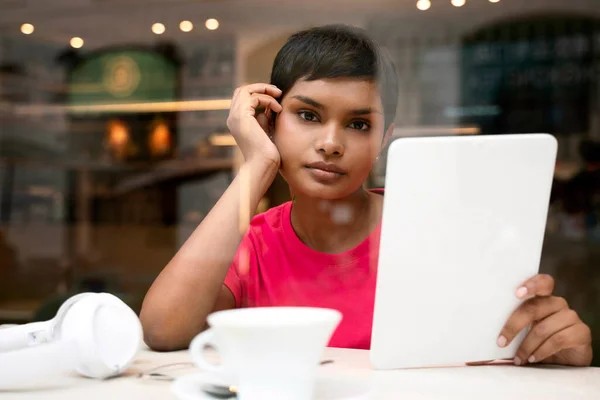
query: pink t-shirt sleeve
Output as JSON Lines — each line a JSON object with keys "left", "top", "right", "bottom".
{"left": 223, "top": 232, "right": 256, "bottom": 308}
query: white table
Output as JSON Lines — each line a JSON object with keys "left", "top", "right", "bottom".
{"left": 2, "top": 347, "right": 600, "bottom": 400}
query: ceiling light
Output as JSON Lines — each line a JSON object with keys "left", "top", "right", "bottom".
{"left": 416, "top": 0, "right": 431, "bottom": 11}
{"left": 70, "top": 37, "right": 84, "bottom": 49}
{"left": 451, "top": 0, "right": 466, "bottom": 6}
{"left": 152, "top": 23, "right": 166, "bottom": 35}
{"left": 179, "top": 20, "right": 194, "bottom": 32}
{"left": 20, "top": 23, "right": 34, "bottom": 35}
{"left": 205, "top": 18, "right": 219, "bottom": 31}
{"left": 489, "top": 0, "right": 500, "bottom": 2}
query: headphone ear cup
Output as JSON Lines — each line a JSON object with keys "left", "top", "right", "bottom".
{"left": 0, "top": 293, "right": 142, "bottom": 387}
{"left": 52, "top": 292, "right": 96, "bottom": 338}
{"left": 60, "top": 293, "right": 142, "bottom": 379}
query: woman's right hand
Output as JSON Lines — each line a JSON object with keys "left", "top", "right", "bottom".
{"left": 226, "top": 83, "right": 283, "bottom": 168}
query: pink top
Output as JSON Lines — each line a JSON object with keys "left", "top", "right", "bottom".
{"left": 224, "top": 190, "right": 383, "bottom": 350}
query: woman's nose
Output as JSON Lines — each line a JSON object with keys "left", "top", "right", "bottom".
{"left": 315, "top": 125, "right": 344, "bottom": 157}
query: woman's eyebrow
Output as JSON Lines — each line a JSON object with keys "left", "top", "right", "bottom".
{"left": 349, "top": 108, "right": 379, "bottom": 116}
{"left": 292, "top": 95, "right": 323, "bottom": 109}
{"left": 292, "top": 95, "right": 381, "bottom": 115}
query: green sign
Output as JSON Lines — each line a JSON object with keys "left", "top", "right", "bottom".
{"left": 68, "top": 50, "right": 177, "bottom": 106}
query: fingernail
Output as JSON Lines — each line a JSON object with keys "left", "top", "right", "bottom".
{"left": 516, "top": 286, "right": 528, "bottom": 298}
{"left": 497, "top": 335, "right": 507, "bottom": 347}
{"left": 528, "top": 355, "right": 536, "bottom": 363}
{"left": 514, "top": 356, "right": 522, "bottom": 366}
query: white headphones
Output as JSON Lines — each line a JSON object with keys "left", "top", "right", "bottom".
{"left": 0, "top": 292, "right": 142, "bottom": 387}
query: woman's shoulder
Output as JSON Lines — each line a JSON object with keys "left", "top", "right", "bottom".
{"left": 239, "top": 201, "right": 292, "bottom": 254}
{"left": 248, "top": 201, "right": 292, "bottom": 233}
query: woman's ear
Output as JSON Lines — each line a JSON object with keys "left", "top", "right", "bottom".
{"left": 256, "top": 112, "right": 270, "bottom": 134}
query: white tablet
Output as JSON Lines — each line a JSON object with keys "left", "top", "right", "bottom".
{"left": 371, "top": 133, "right": 557, "bottom": 369}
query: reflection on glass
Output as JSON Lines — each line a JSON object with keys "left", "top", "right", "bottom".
{"left": 106, "top": 119, "right": 131, "bottom": 160}
{"left": 0, "top": 0, "right": 597, "bottom": 366}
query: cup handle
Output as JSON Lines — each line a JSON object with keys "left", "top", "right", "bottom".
{"left": 189, "top": 329, "right": 226, "bottom": 373}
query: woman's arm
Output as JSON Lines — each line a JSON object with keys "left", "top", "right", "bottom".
{"left": 140, "top": 162, "right": 277, "bottom": 351}
{"left": 140, "top": 84, "right": 282, "bottom": 351}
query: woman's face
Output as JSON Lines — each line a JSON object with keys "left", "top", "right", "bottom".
{"left": 273, "top": 78, "right": 387, "bottom": 200}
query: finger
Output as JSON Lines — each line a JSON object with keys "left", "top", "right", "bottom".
{"left": 529, "top": 323, "right": 592, "bottom": 365}
{"left": 247, "top": 94, "right": 282, "bottom": 115}
{"left": 498, "top": 296, "right": 568, "bottom": 348}
{"left": 245, "top": 83, "right": 282, "bottom": 98}
{"left": 514, "top": 309, "right": 580, "bottom": 366}
{"left": 515, "top": 274, "right": 555, "bottom": 299}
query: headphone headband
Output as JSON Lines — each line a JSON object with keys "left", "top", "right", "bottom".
{"left": 0, "top": 293, "right": 142, "bottom": 388}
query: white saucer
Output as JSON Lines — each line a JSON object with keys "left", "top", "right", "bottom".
{"left": 171, "top": 371, "right": 372, "bottom": 400}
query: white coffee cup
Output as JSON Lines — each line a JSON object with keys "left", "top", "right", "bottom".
{"left": 189, "top": 307, "right": 342, "bottom": 400}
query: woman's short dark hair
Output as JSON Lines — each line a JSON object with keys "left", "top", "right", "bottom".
{"left": 270, "top": 24, "right": 399, "bottom": 130}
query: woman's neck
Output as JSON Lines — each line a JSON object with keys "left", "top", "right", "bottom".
{"left": 289, "top": 188, "right": 383, "bottom": 254}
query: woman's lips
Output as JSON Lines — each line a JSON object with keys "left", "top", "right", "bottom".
{"left": 305, "top": 162, "right": 346, "bottom": 183}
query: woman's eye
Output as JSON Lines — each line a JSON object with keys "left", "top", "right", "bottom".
{"left": 298, "top": 111, "right": 318, "bottom": 122}
{"left": 349, "top": 121, "right": 370, "bottom": 131}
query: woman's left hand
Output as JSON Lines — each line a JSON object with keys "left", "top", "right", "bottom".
{"left": 498, "top": 274, "right": 593, "bottom": 366}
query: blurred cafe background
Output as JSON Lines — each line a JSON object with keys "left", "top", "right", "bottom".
{"left": 0, "top": 0, "right": 599, "bottom": 364}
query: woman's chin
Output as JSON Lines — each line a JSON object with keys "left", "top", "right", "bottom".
{"left": 281, "top": 168, "right": 367, "bottom": 201}
{"left": 289, "top": 182, "right": 363, "bottom": 201}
